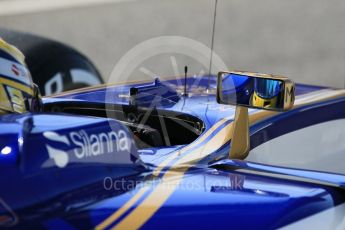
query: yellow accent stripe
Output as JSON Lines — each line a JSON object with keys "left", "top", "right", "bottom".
{"left": 100, "top": 90, "right": 345, "bottom": 230}
{"left": 95, "top": 118, "right": 229, "bottom": 230}
{"left": 170, "top": 90, "right": 345, "bottom": 166}
{"left": 0, "top": 108, "right": 9, "bottom": 115}
{"left": 95, "top": 187, "right": 149, "bottom": 230}
{"left": 0, "top": 38, "right": 25, "bottom": 65}
{"left": 112, "top": 113, "right": 272, "bottom": 230}
{"left": 113, "top": 92, "right": 345, "bottom": 229}
{"left": 0, "top": 78, "right": 33, "bottom": 95}
{"left": 112, "top": 117, "right": 240, "bottom": 229}
{"left": 0, "top": 83, "right": 12, "bottom": 111}
{"left": 152, "top": 117, "right": 229, "bottom": 176}
{"left": 112, "top": 170, "right": 188, "bottom": 230}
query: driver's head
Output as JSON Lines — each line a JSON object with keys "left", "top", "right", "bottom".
{"left": 252, "top": 78, "right": 280, "bottom": 108}
{"left": 0, "top": 38, "right": 42, "bottom": 114}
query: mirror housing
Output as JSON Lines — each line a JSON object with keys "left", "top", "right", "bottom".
{"left": 217, "top": 71, "right": 295, "bottom": 111}
{"left": 216, "top": 71, "right": 295, "bottom": 159}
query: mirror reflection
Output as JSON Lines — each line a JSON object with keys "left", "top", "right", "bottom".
{"left": 217, "top": 72, "right": 293, "bottom": 111}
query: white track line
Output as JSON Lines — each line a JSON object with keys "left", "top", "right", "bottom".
{"left": 0, "top": 0, "right": 135, "bottom": 16}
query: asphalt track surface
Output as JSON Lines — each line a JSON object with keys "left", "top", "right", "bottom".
{"left": 0, "top": 0, "right": 345, "bottom": 88}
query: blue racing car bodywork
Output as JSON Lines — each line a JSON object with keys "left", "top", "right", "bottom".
{"left": 1, "top": 74, "right": 345, "bottom": 229}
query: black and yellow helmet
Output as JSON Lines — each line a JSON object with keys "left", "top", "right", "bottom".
{"left": 252, "top": 78, "right": 281, "bottom": 109}
{"left": 0, "top": 38, "right": 42, "bottom": 114}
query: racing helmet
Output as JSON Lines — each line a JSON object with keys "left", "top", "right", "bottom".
{"left": 0, "top": 38, "right": 42, "bottom": 114}
{"left": 251, "top": 78, "right": 281, "bottom": 108}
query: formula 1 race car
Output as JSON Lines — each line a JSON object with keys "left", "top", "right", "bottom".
{"left": 1, "top": 31, "right": 345, "bottom": 230}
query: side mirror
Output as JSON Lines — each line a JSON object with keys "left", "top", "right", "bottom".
{"left": 217, "top": 71, "right": 295, "bottom": 159}
{"left": 217, "top": 71, "right": 295, "bottom": 111}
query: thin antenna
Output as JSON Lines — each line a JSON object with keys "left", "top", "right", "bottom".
{"left": 184, "top": 65, "right": 188, "bottom": 96}
{"left": 181, "top": 66, "right": 188, "bottom": 111}
{"left": 207, "top": 0, "right": 218, "bottom": 92}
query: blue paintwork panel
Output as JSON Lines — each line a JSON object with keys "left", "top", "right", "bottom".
{"left": 18, "top": 168, "right": 345, "bottom": 229}
{"left": 142, "top": 169, "right": 342, "bottom": 229}
{"left": 2, "top": 75, "right": 345, "bottom": 229}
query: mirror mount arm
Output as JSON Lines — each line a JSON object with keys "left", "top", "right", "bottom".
{"left": 229, "top": 106, "right": 250, "bottom": 159}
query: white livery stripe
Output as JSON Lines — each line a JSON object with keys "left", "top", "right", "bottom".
{"left": 294, "top": 89, "right": 345, "bottom": 105}
{"left": 0, "top": 57, "right": 31, "bottom": 86}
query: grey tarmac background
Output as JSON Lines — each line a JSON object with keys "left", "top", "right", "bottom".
{"left": 0, "top": 0, "right": 345, "bottom": 88}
